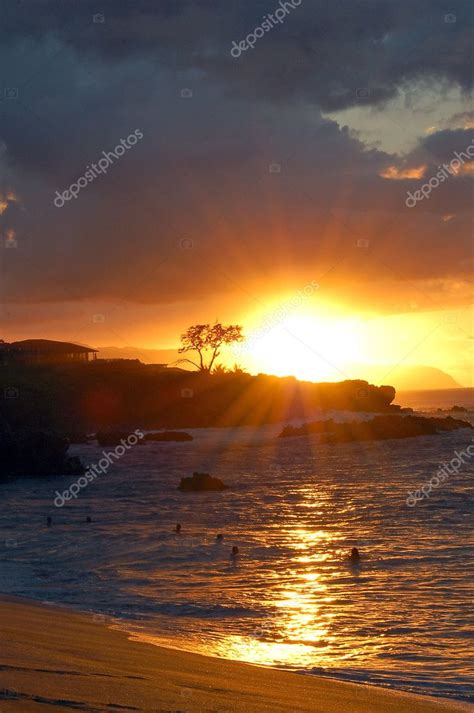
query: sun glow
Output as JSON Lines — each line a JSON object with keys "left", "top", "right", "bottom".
{"left": 229, "top": 300, "right": 473, "bottom": 387}
{"left": 240, "top": 311, "right": 364, "bottom": 382}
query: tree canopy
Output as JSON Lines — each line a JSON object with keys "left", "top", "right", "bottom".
{"left": 178, "top": 322, "right": 244, "bottom": 372}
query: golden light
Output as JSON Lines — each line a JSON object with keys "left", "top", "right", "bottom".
{"left": 229, "top": 299, "right": 473, "bottom": 387}
{"left": 379, "top": 164, "right": 427, "bottom": 180}
{"left": 0, "top": 190, "right": 19, "bottom": 215}
{"left": 453, "top": 161, "right": 474, "bottom": 176}
{"left": 213, "top": 528, "right": 338, "bottom": 667}
{"left": 241, "top": 310, "right": 364, "bottom": 382}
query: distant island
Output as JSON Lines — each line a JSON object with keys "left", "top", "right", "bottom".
{"left": 370, "top": 365, "right": 461, "bottom": 391}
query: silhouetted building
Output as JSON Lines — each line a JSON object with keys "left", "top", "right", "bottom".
{"left": 0, "top": 339, "right": 97, "bottom": 366}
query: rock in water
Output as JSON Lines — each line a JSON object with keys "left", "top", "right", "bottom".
{"left": 0, "top": 427, "right": 85, "bottom": 480}
{"left": 178, "top": 471, "right": 228, "bottom": 492}
{"left": 145, "top": 431, "right": 193, "bottom": 442}
{"left": 279, "top": 414, "right": 472, "bottom": 443}
{"left": 96, "top": 431, "right": 143, "bottom": 446}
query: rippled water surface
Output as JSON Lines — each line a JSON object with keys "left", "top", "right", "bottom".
{"left": 1, "top": 407, "right": 473, "bottom": 701}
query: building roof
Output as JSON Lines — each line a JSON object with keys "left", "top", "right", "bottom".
{"left": 9, "top": 339, "right": 97, "bottom": 354}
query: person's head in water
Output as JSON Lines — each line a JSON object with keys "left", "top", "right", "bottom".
{"left": 231, "top": 546, "right": 239, "bottom": 557}
{"left": 175, "top": 523, "right": 182, "bottom": 533}
{"left": 46, "top": 516, "right": 52, "bottom": 527}
{"left": 216, "top": 534, "right": 224, "bottom": 542}
{"left": 86, "top": 516, "right": 92, "bottom": 523}
{"left": 349, "top": 547, "right": 360, "bottom": 562}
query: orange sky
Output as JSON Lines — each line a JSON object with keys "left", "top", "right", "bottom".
{"left": 0, "top": 4, "right": 472, "bottom": 390}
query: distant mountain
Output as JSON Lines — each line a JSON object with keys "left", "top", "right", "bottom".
{"left": 97, "top": 346, "right": 180, "bottom": 365}
{"left": 96, "top": 348, "right": 461, "bottom": 390}
{"left": 366, "top": 365, "right": 461, "bottom": 391}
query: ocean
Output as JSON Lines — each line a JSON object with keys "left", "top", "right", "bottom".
{"left": 1, "top": 388, "right": 473, "bottom": 702}
{"left": 397, "top": 388, "right": 474, "bottom": 411}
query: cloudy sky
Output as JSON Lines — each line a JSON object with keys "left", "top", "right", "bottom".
{"left": 0, "top": 0, "right": 472, "bottom": 386}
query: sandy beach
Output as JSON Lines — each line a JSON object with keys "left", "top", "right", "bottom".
{"left": 0, "top": 596, "right": 469, "bottom": 713}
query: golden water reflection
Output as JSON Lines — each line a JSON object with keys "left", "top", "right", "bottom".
{"left": 211, "top": 636, "right": 331, "bottom": 668}
{"left": 126, "top": 525, "right": 383, "bottom": 670}
{"left": 214, "top": 527, "right": 339, "bottom": 667}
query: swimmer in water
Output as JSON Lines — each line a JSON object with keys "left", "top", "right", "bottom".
{"left": 230, "top": 545, "right": 239, "bottom": 561}
{"left": 175, "top": 523, "right": 182, "bottom": 534}
{"left": 216, "top": 534, "right": 224, "bottom": 543}
{"left": 46, "top": 516, "right": 52, "bottom": 527}
{"left": 86, "top": 516, "right": 92, "bottom": 523}
{"left": 349, "top": 547, "right": 360, "bottom": 564}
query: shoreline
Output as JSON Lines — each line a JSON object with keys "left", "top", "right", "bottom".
{"left": 0, "top": 595, "right": 470, "bottom": 713}
{"left": 117, "top": 621, "right": 473, "bottom": 705}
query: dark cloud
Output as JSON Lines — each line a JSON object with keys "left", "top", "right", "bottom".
{"left": 414, "top": 127, "right": 474, "bottom": 163}
{"left": 1, "top": 1, "right": 472, "bottom": 108}
{"left": 0, "top": 0, "right": 472, "bottom": 319}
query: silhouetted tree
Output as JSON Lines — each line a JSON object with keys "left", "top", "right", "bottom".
{"left": 178, "top": 322, "right": 244, "bottom": 372}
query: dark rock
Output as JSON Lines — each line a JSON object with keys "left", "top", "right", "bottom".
{"left": 95, "top": 430, "right": 143, "bottom": 446}
{"left": 434, "top": 415, "right": 472, "bottom": 431}
{"left": 178, "top": 471, "right": 228, "bottom": 492}
{"left": 65, "top": 455, "right": 85, "bottom": 475}
{"left": 0, "top": 427, "right": 85, "bottom": 480}
{"left": 379, "top": 385, "right": 396, "bottom": 404}
{"left": 145, "top": 431, "right": 193, "bottom": 442}
{"left": 322, "top": 415, "right": 472, "bottom": 443}
{"left": 279, "top": 414, "right": 472, "bottom": 444}
{"left": 279, "top": 420, "right": 334, "bottom": 438}
{"left": 437, "top": 406, "right": 468, "bottom": 413}
{"left": 65, "top": 432, "right": 90, "bottom": 444}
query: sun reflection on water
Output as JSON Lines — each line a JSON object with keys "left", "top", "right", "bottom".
{"left": 209, "top": 527, "right": 340, "bottom": 668}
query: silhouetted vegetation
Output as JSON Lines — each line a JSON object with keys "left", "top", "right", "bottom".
{"left": 177, "top": 322, "right": 243, "bottom": 371}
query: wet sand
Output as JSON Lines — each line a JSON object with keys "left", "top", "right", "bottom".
{"left": 0, "top": 596, "right": 469, "bottom": 713}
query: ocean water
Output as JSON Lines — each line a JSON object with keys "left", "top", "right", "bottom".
{"left": 397, "top": 387, "right": 474, "bottom": 411}
{"left": 0, "top": 397, "right": 473, "bottom": 702}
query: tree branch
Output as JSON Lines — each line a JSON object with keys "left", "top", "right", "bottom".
{"left": 174, "top": 357, "right": 201, "bottom": 371}
{"left": 208, "top": 347, "right": 221, "bottom": 372}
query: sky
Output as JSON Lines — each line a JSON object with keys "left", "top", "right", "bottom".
{"left": 0, "top": 0, "right": 472, "bottom": 387}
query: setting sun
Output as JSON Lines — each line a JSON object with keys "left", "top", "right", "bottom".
{"left": 240, "top": 310, "right": 363, "bottom": 382}
{"left": 224, "top": 300, "right": 472, "bottom": 389}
